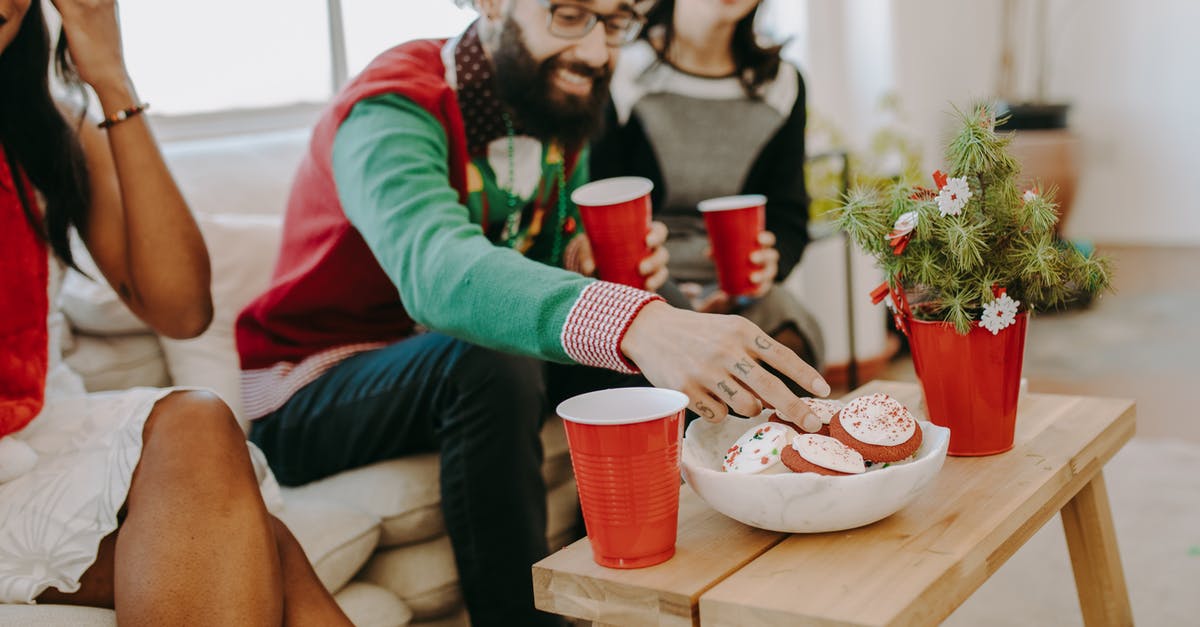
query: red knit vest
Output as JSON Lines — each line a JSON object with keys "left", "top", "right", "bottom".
{"left": 236, "top": 39, "right": 469, "bottom": 370}
{"left": 0, "top": 150, "right": 51, "bottom": 437}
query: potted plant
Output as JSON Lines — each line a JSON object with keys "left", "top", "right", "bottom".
{"left": 836, "top": 103, "right": 1111, "bottom": 456}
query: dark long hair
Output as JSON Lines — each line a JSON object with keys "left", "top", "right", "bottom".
{"left": 0, "top": 1, "right": 91, "bottom": 268}
{"left": 642, "top": 0, "right": 782, "bottom": 98}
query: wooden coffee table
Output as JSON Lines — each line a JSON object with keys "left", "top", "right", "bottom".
{"left": 533, "top": 380, "right": 1136, "bottom": 626}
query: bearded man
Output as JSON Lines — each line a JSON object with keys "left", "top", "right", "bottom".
{"left": 236, "top": 1, "right": 830, "bottom": 623}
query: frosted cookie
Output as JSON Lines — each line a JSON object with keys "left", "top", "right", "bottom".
{"left": 780, "top": 433, "right": 866, "bottom": 476}
{"left": 722, "top": 422, "right": 795, "bottom": 474}
{"left": 772, "top": 398, "right": 843, "bottom": 436}
{"left": 830, "top": 393, "right": 923, "bottom": 463}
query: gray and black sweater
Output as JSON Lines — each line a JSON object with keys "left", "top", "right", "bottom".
{"left": 591, "top": 40, "right": 810, "bottom": 283}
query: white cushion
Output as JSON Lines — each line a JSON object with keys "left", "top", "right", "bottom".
{"left": 540, "top": 415, "right": 573, "bottom": 488}
{"left": 285, "top": 417, "right": 577, "bottom": 549}
{"left": 285, "top": 456, "right": 446, "bottom": 549}
{"left": 162, "top": 129, "right": 308, "bottom": 218}
{"left": 275, "top": 495, "right": 381, "bottom": 593}
{"left": 545, "top": 479, "right": 582, "bottom": 551}
{"left": 358, "top": 535, "right": 464, "bottom": 621}
{"left": 158, "top": 213, "right": 282, "bottom": 428}
{"left": 0, "top": 585, "right": 414, "bottom": 627}
{"left": 357, "top": 478, "right": 581, "bottom": 621}
{"left": 0, "top": 605, "right": 115, "bottom": 626}
{"left": 63, "top": 333, "right": 170, "bottom": 392}
{"left": 334, "top": 581, "right": 413, "bottom": 627}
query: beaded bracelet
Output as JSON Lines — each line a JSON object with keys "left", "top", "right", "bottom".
{"left": 97, "top": 102, "right": 150, "bottom": 130}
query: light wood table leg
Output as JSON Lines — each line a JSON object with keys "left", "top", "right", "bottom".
{"left": 1061, "top": 471, "right": 1134, "bottom": 626}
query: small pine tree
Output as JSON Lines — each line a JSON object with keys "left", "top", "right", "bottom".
{"left": 837, "top": 103, "right": 1112, "bottom": 334}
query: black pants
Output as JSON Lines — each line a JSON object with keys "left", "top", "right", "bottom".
{"left": 249, "top": 333, "right": 644, "bottom": 626}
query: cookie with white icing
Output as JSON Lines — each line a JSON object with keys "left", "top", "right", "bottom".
{"left": 780, "top": 433, "right": 866, "bottom": 476}
{"left": 771, "top": 398, "right": 844, "bottom": 436}
{"left": 722, "top": 422, "right": 795, "bottom": 474}
{"left": 830, "top": 393, "right": 922, "bottom": 463}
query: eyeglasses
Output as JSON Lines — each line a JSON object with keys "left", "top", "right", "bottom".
{"left": 536, "top": 1, "right": 646, "bottom": 47}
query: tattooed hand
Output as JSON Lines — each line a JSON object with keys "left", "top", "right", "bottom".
{"left": 620, "top": 301, "right": 830, "bottom": 424}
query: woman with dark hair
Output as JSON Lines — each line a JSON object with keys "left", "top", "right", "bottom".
{"left": 592, "top": 0, "right": 824, "bottom": 369}
{"left": 0, "top": 1, "right": 349, "bottom": 624}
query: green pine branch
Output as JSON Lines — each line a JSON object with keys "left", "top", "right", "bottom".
{"left": 837, "top": 102, "right": 1113, "bottom": 334}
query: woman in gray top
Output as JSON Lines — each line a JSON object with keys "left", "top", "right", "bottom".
{"left": 592, "top": 0, "right": 824, "bottom": 370}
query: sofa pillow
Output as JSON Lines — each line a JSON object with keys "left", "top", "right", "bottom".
{"left": 545, "top": 479, "right": 582, "bottom": 552}
{"left": 286, "top": 417, "right": 577, "bottom": 550}
{"left": 275, "top": 495, "right": 381, "bottom": 594}
{"left": 162, "top": 129, "right": 308, "bottom": 218}
{"left": 333, "top": 581, "right": 414, "bottom": 627}
{"left": 540, "top": 416, "right": 573, "bottom": 489}
{"left": 284, "top": 456, "right": 446, "bottom": 549}
{"left": 358, "top": 535, "right": 464, "bottom": 621}
{"left": 63, "top": 333, "right": 171, "bottom": 392}
{"left": 158, "top": 213, "right": 282, "bottom": 428}
{"left": 356, "top": 478, "right": 581, "bottom": 621}
{"left": 0, "top": 605, "right": 116, "bottom": 626}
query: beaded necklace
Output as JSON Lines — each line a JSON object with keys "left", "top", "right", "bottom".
{"left": 498, "top": 112, "right": 567, "bottom": 266}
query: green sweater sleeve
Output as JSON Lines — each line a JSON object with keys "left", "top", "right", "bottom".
{"left": 332, "top": 94, "right": 594, "bottom": 362}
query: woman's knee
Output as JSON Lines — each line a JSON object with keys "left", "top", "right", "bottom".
{"left": 137, "top": 391, "right": 256, "bottom": 492}
{"left": 143, "top": 390, "right": 244, "bottom": 452}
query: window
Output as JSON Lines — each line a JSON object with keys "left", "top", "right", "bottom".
{"left": 118, "top": 0, "right": 477, "bottom": 118}
{"left": 341, "top": 1, "right": 478, "bottom": 78}
{"left": 120, "top": 0, "right": 333, "bottom": 115}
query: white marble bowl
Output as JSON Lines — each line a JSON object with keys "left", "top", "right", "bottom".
{"left": 681, "top": 413, "right": 950, "bottom": 533}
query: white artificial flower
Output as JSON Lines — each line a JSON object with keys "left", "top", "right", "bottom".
{"left": 888, "top": 211, "right": 919, "bottom": 239}
{"left": 936, "top": 177, "right": 972, "bottom": 216}
{"left": 1023, "top": 189, "right": 1038, "bottom": 203}
{"left": 980, "top": 292, "right": 1021, "bottom": 335}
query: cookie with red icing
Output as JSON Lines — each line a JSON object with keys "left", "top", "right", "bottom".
{"left": 780, "top": 433, "right": 866, "bottom": 476}
{"left": 830, "top": 392, "right": 922, "bottom": 463}
{"left": 722, "top": 422, "right": 795, "bottom": 474}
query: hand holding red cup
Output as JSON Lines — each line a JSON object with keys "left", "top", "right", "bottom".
{"left": 697, "top": 195, "right": 771, "bottom": 299}
{"left": 563, "top": 222, "right": 670, "bottom": 292}
{"left": 571, "top": 177, "right": 669, "bottom": 290}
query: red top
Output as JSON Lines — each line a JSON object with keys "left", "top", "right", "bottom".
{"left": 0, "top": 150, "right": 50, "bottom": 437}
{"left": 236, "top": 39, "right": 469, "bottom": 370}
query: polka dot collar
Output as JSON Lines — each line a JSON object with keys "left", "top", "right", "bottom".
{"left": 455, "top": 23, "right": 527, "bottom": 157}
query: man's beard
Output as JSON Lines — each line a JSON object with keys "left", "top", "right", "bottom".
{"left": 491, "top": 16, "right": 611, "bottom": 150}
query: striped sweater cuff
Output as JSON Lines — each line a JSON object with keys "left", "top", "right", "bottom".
{"left": 561, "top": 281, "right": 662, "bottom": 373}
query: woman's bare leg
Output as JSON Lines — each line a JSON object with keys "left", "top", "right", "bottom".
{"left": 270, "top": 516, "right": 353, "bottom": 626}
{"left": 37, "top": 391, "right": 351, "bottom": 625}
{"left": 39, "top": 391, "right": 282, "bottom": 626}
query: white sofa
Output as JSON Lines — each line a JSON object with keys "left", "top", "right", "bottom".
{"left": 2, "top": 128, "right": 582, "bottom": 627}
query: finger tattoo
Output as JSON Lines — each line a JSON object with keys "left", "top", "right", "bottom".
{"left": 754, "top": 335, "right": 773, "bottom": 350}
{"left": 732, "top": 359, "right": 755, "bottom": 376}
{"left": 717, "top": 380, "right": 738, "bottom": 398}
{"left": 695, "top": 400, "right": 717, "bottom": 419}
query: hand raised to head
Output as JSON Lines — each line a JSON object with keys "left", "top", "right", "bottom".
{"left": 50, "top": 0, "right": 128, "bottom": 92}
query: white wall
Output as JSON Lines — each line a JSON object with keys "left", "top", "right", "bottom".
{"left": 804, "top": 0, "right": 1200, "bottom": 245}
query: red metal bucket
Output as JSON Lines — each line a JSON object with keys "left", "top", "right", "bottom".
{"left": 906, "top": 313, "right": 1028, "bottom": 456}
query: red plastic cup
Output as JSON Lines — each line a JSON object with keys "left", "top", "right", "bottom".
{"left": 698, "top": 195, "right": 767, "bottom": 297}
{"left": 907, "top": 313, "right": 1029, "bottom": 456}
{"left": 556, "top": 387, "right": 689, "bottom": 569}
{"left": 570, "top": 177, "right": 654, "bottom": 288}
